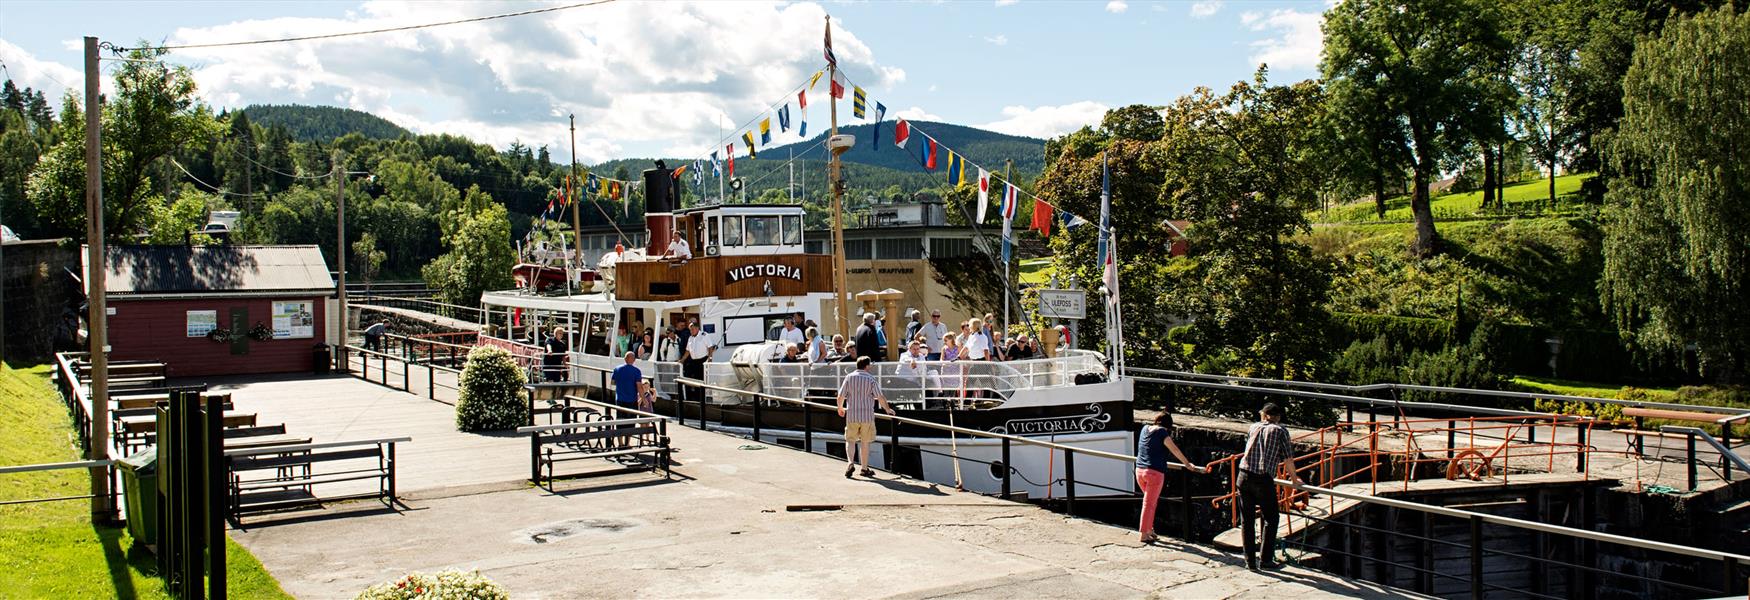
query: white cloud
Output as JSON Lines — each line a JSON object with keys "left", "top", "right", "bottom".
{"left": 0, "top": 39, "right": 88, "bottom": 102}
{"left": 984, "top": 34, "right": 1008, "bottom": 46}
{"left": 150, "top": 1, "right": 901, "bottom": 164}
{"left": 1240, "top": 9, "right": 1324, "bottom": 71}
{"left": 893, "top": 106, "right": 943, "bottom": 122}
{"left": 1106, "top": 0, "right": 1129, "bottom": 14}
{"left": 994, "top": 0, "right": 1019, "bottom": 6}
{"left": 1190, "top": 1, "right": 1224, "bottom": 18}
{"left": 977, "top": 101, "right": 1109, "bottom": 139}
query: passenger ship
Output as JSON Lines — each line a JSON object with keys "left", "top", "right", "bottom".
{"left": 476, "top": 167, "right": 1136, "bottom": 499}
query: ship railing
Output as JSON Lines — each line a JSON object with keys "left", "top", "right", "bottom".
{"left": 701, "top": 352, "right": 1107, "bottom": 407}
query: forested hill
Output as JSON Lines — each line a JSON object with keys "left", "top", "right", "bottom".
{"left": 769, "top": 121, "right": 1046, "bottom": 175}
{"left": 586, "top": 121, "right": 1047, "bottom": 198}
{"left": 239, "top": 104, "right": 412, "bottom": 142}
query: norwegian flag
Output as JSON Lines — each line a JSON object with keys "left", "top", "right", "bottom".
{"left": 1002, "top": 182, "right": 1019, "bottom": 222}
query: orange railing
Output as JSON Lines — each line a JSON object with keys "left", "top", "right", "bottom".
{"left": 1208, "top": 415, "right": 1601, "bottom": 531}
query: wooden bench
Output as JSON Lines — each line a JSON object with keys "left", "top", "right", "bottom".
{"left": 77, "top": 361, "right": 167, "bottom": 379}
{"left": 517, "top": 416, "right": 671, "bottom": 489}
{"left": 224, "top": 437, "right": 408, "bottom": 524}
{"left": 115, "top": 406, "right": 255, "bottom": 454}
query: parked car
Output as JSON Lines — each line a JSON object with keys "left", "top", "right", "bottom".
{"left": 202, "top": 222, "right": 230, "bottom": 235}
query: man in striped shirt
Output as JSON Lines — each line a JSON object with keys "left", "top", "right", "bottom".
{"left": 1239, "top": 402, "right": 1302, "bottom": 571}
{"left": 837, "top": 356, "right": 896, "bottom": 479}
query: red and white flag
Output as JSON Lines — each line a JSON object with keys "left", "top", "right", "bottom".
{"left": 894, "top": 119, "right": 910, "bottom": 149}
{"left": 976, "top": 168, "right": 990, "bottom": 222}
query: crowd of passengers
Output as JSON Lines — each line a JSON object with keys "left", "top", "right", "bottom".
{"left": 592, "top": 308, "right": 1068, "bottom": 366}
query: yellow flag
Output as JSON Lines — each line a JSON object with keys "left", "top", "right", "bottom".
{"left": 809, "top": 70, "right": 824, "bottom": 90}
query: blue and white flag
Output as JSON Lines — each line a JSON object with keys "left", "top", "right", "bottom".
{"left": 710, "top": 151, "right": 721, "bottom": 176}
{"left": 778, "top": 105, "right": 791, "bottom": 132}
{"left": 1061, "top": 211, "right": 1089, "bottom": 230}
{"left": 692, "top": 159, "right": 704, "bottom": 187}
{"left": 1099, "top": 152, "right": 1118, "bottom": 296}
{"left": 872, "top": 102, "right": 886, "bottom": 151}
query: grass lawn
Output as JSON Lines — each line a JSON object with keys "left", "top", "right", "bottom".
{"left": 1316, "top": 173, "right": 1594, "bottom": 224}
{"left": 0, "top": 362, "right": 290, "bottom": 600}
{"left": 1017, "top": 258, "right": 1054, "bottom": 286}
{"left": 1509, "top": 376, "right": 1679, "bottom": 402}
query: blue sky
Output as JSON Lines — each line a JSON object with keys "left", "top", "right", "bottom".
{"left": 0, "top": 0, "right": 1332, "bottom": 163}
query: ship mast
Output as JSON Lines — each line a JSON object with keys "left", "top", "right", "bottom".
{"left": 569, "top": 114, "right": 582, "bottom": 294}
{"left": 827, "top": 15, "right": 850, "bottom": 338}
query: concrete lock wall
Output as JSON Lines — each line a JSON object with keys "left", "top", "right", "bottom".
{"left": 1, "top": 239, "right": 83, "bottom": 362}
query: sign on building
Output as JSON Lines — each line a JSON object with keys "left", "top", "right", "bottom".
{"left": 1037, "top": 289, "right": 1087, "bottom": 320}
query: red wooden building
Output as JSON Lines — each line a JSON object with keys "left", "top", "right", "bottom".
{"left": 84, "top": 245, "right": 335, "bottom": 377}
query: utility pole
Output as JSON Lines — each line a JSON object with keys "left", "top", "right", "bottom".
{"left": 82, "top": 35, "right": 113, "bottom": 520}
{"left": 333, "top": 149, "right": 348, "bottom": 372}
{"left": 569, "top": 115, "right": 582, "bottom": 273}
{"left": 788, "top": 147, "right": 794, "bottom": 203}
{"left": 827, "top": 16, "right": 850, "bottom": 339}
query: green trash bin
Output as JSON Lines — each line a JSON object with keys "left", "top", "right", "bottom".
{"left": 118, "top": 447, "right": 159, "bottom": 546}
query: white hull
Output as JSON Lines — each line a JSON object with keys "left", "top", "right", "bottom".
{"left": 709, "top": 424, "right": 1136, "bottom": 499}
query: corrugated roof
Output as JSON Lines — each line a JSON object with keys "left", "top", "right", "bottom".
{"left": 83, "top": 245, "right": 335, "bottom": 296}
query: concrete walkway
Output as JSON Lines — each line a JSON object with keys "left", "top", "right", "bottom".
{"left": 216, "top": 374, "right": 1420, "bottom": 599}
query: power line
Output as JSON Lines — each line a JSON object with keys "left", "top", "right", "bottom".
{"left": 117, "top": 0, "right": 618, "bottom": 52}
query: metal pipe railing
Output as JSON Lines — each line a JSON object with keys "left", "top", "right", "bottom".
{"left": 1127, "top": 366, "right": 1750, "bottom": 418}
{"left": 672, "top": 374, "right": 1743, "bottom": 597}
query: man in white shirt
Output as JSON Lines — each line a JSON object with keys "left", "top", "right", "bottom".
{"left": 681, "top": 321, "right": 715, "bottom": 405}
{"left": 919, "top": 310, "right": 948, "bottom": 360}
{"left": 662, "top": 231, "right": 692, "bottom": 261}
{"left": 896, "top": 339, "right": 928, "bottom": 406}
{"left": 778, "top": 317, "right": 806, "bottom": 346}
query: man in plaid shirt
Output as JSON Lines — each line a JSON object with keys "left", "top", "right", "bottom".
{"left": 1239, "top": 402, "right": 1302, "bottom": 570}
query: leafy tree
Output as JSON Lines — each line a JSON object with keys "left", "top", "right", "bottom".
{"left": 1322, "top": 0, "right": 1512, "bottom": 255}
{"left": 1, "top": 105, "right": 43, "bottom": 235}
{"left": 144, "top": 187, "right": 222, "bottom": 245}
{"left": 1600, "top": 6, "right": 1750, "bottom": 382}
{"left": 25, "top": 45, "right": 216, "bottom": 239}
{"left": 423, "top": 203, "right": 514, "bottom": 306}
{"left": 1100, "top": 105, "right": 1165, "bottom": 142}
{"left": 352, "top": 232, "right": 386, "bottom": 283}
{"left": 1156, "top": 73, "right": 1334, "bottom": 379}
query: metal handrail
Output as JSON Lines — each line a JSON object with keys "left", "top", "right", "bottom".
{"left": 1130, "top": 373, "right": 1590, "bottom": 421}
{"left": 670, "top": 375, "right": 1750, "bottom": 567}
{"left": 222, "top": 436, "right": 411, "bottom": 457}
{"left": 1279, "top": 477, "right": 1750, "bottom": 563}
{"left": 1127, "top": 366, "right": 1750, "bottom": 418}
{"left": 1661, "top": 426, "right": 1750, "bottom": 474}
{"left": 0, "top": 459, "right": 116, "bottom": 475}
{"left": 517, "top": 417, "right": 664, "bottom": 434}
{"left": 675, "top": 376, "right": 1165, "bottom": 468}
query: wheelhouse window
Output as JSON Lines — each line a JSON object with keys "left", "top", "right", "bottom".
{"left": 723, "top": 216, "right": 743, "bottom": 247}
{"left": 746, "top": 215, "right": 781, "bottom": 246}
{"left": 782, "top": 215, "right": 802, "bottom": 245}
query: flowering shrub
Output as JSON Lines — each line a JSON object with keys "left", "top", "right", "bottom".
{"left": 356, "top": 570, "right": 509, "bottom": 600}
{"left": 455, "top": 345, "right": 529, "bottom": 431}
